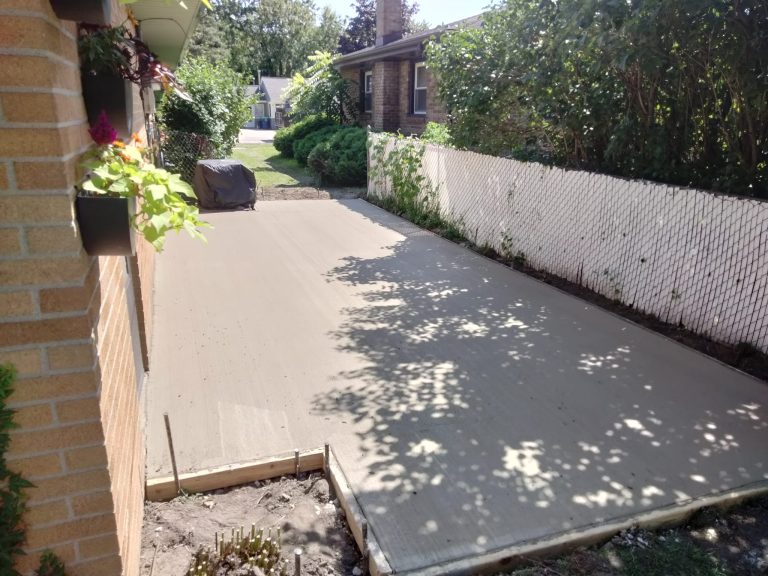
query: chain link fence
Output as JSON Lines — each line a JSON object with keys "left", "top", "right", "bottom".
{"left": 160, "top": 130, "right": 216, "bottom": 184}
{"left": 369, "top": 134, "right": 768, "bottom": 353}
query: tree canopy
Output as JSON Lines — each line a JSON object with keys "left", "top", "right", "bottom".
{"left": 188, "top": 0, "right": 345, "bottom": 79}
{"left": 426, "top": 0, "right": 768, "bottom": 197}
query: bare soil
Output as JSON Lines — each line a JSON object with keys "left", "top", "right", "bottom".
{"left": 258, "top": 187, "right": 366, "bottom": 202}
{"left": 503, "top": 497, "right": 768, "bottom": 576}
{"left": 140, "top": 475, "right": 362, "bottom": 576}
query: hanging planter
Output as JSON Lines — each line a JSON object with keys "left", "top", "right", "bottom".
{"left": 75, "top": 194, "right": 136, "bottom": 256}
{"left": 81, "top": 74, "right": 134, "bottom": 139}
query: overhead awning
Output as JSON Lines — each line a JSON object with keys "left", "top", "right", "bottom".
{"left": 129, "top": 0, "right": 204, "bottom": 68}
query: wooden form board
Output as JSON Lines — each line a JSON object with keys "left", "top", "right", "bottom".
{"left": 146, "top": 448, "right": 324, "bottom": 501}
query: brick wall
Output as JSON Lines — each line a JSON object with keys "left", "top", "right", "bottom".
{"left": 341, "top": 58, "right": 447, "bottom": 135}
{"left": 0, "top": 1, "right": 153, "bottom": 574}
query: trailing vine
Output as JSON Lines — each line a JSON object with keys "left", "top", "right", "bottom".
{"left": 0, "top": 364, "right": 67, "bottom": 576}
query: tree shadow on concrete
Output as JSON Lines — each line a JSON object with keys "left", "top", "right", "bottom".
{"left": 312, "top": 200, "right": 768, "bottom": 573}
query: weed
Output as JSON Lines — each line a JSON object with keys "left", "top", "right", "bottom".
{"left": 612, "top": 534, "right": 729, "bottom": 576}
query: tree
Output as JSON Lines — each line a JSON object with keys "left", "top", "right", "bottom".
{"left": 159, "top": 58, "right": 255, "bottom": 157}
{"left": 253, "top": 0, "right": 318, "bottom": 77}
{"left": 284, "top": 51, "right": 358, "bottom": 122}
{"left": 315, "top": 6, "right": 344, "bottom": 53}
{"left": 340, "top": 0, "right": 423, "bottom": 54}
{"left": 425, "top": 0, "right": 768, "bottom": 197}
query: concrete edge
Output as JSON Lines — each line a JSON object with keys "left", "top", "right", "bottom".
{"left": 328, "top": 447, "right": 393, "bottom": 576}
{"left": 401, "top": 480, "right": 768, "bottom": 576}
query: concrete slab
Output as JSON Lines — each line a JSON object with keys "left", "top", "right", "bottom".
{"left": 146, "top": 199, "right": 768, "bottom": 574}
{"left": 239, "top": 129, "right": 277, "bottom": 145}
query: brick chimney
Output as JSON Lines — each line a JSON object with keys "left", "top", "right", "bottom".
{"left": 376, "top": 0, "right": 403, "bottom": 46}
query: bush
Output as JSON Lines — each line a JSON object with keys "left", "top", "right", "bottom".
{"left": 421, "top": 122, "right": 453, "bottom": 146}
{"left": 159, "top": 58, "right": 254, "bottom": 157}
{"left": 273, "top": 115, "right": 335, "bottom": 158}
{"left": 307, "top": 127, "right": 367, "bottom": 186}
{"left": 284, "top": 52, "right": 358, "bottom": 123}
{"left": 293, "top": 125, "right": 342, "bottom": 166}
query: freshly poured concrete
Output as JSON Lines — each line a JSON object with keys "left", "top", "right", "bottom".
{"left": 147, "top": 199, "right": 768, "bottom": 573}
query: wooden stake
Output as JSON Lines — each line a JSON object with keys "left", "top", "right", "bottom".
{"left": 163, "top": 413, "right": 181, "bottom": 495}
{"left": 324, "top": 443, "right": 330, "bottom": 476}
{"left": 294, "top": 548, "right": 302, "bottom": 576}
{"left": 294, "top": 449, "right": 300, "bottom": 477}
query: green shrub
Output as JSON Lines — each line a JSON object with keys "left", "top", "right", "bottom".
{"left": 159, "top": 58, "right": 254, "bottom": 157}
{"left": 293, "top": 125, "right": 342, "bottom": 166}
{"left": 274, "top": 115, "right": 335, "bottom": 158}
{"left": 421, "top": 122, "right": 453, "bottom": 147}
{"left": 307, "top": 127, "right": 367, "bottom": 186}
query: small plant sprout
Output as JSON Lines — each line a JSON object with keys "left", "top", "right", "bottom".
{"left": 189, "top": 522, "right": 289, "bottom": 576}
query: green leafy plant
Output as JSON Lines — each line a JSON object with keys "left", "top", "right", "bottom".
{"left": 35, "top": 552, "right": 67, "bottom": 576}
{"left": 78, "top": 23, "right": 190, "bottom": 100}
{"left": 307, "top": 126, "right": 368, "bottom": 186}
{"left": 284, "top": 51, "right": 358, "bottom": 123}
{"left": 293, "top": 125, "right": 342, "bottom": 166}
{"left": 0, "top": 364, "right": 31, "bottom": 576}
{"left": 273, "top": 115, "right": 335, "bottom": 158}
{"left": 159, "top": 58, "right": 255, "bottom": 158}
{"left": 80, "top": 113, "right": 210, "bottom": 252}
{"left": 426, "top": 0, "right": 768, "bottom": 197}
{"left": 421, "top": 122, "right": 453, "bottom": 147}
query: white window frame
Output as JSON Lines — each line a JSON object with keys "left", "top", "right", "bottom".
{"left": 413, "top": 62, "right": 427, "bottom": 115}
{"left": 364, "top": 70, "right": 373, "bottom": 113}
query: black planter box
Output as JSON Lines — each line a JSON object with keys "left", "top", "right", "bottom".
{"left": 81, "top": 75, "right": 134, "bottom": 139}
{"left": 50, "top": 0, "right": 112, "bottom": 24}
{"left": 76, "top": 195, "right": 136, "bottom": 256}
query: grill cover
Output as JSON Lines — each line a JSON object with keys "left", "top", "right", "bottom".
{"left": 193, "top": 160, "right": 257, "bottom": 210}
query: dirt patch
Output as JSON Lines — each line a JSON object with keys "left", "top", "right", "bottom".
{"left": 141, "top": 475, "right": 362, "bottom": 576}
{"left": 258, "top": 187, "right": 366, "bottom": 202}
{"left": 503, "top": 496, "right": 768, "bottom": 576}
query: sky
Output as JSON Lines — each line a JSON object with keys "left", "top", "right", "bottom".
{"left": 320, "top": 0, "right": 489, "bottom": 27}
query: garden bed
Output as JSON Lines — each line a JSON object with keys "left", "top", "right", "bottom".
{"left": 140, "top": 474, "right": 362, "bottom": 576}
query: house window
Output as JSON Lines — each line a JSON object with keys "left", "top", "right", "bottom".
{"left": 364, "top": 71, "right": 373, "bottom": 113}
{"left": 414, "top": 63, "right": 427, "bottom": 115}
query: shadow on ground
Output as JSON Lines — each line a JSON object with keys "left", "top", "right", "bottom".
{"left": 312, "top": 201, "right": 768, "bottom": 573}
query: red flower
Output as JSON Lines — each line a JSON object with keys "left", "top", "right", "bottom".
{"left": 88, "top": 110, "right": 118, "bottom": 145}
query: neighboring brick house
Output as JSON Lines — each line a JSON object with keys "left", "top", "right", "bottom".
{"left": 335, "top": 0, "right": 481, "bottom": 134}
{"left": 0, "top": 1, "right": 200, "bottom": 574}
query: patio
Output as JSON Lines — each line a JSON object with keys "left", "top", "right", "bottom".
{"left": 146, "top": 199, "right": 768, "bottom": 573}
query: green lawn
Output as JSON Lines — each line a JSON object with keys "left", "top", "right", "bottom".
{"left": 232, "top": 144, "right": 314, "bottom": 188}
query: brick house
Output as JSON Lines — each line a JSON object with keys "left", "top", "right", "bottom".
{"left": 335, "top": 0, "right": 481, "bottom": 134}
{"left": 0, "top": 1, "right": 200, "bottom": 574}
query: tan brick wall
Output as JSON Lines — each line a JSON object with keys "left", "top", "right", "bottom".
{"left": 0, "top": 1, "right": 152, "bottom": 574}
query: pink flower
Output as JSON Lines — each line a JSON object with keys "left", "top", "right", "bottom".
{"left": 89, "top": 110, "right": 118, "bottom": 145}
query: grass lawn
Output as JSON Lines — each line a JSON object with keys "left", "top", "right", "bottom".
{"left": 232, "top": 143, "right": 315, "bottom": 188}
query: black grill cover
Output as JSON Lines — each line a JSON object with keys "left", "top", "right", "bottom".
{"left": 193, "top": 160, "right": 257, "bottom": 210}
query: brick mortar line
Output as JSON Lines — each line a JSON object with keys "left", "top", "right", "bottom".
{"left": 7, "top": 389, "right": 100, "bottom": 411}
{"left": 0, "top": 274, "right": 93, "bottom": 293}
{"left": 8, "top": 441, "right": 105, "bottom": 469}
{"left": 0, "top": 251, "right": 83, "bottom": 262}
{"left": 0, "top": 119, "right": 87, "bottom": 130}
{"left": 0, "top": 189, "right": 76, "bottom": 196}
{"left": 0, "top": 9, "right": 77, "bottom": 41}
{"left": 0, "top": 86, "right": 81, "bottom": 97}
{"left": 0, "top": 144, "right": 92, "bottom": 163}
{"left": 0, "top": 364, "right": 94, "bottom": 381}
{"left": 0, "top": 48, "right": 79, "bottom": 70}
{"left": 26, "top": 508, "right": 116, "bottom": 532}
{"left": 9, "top": 414, "right": 100, "bottom": 434}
